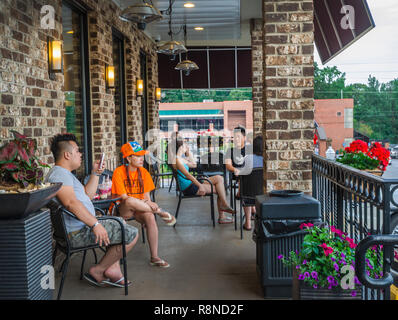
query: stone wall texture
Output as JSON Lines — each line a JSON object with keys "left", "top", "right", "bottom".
{"left": 0, "top": 0, "right": 159, "bottom": 174}
{"left": 263, "top": 0, "right": 315, "bottom": 193}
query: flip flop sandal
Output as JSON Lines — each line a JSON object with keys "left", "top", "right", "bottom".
{"left": 159, "top": 211, "right": 177, "bottom": 226}
{"left": 243, "top": 225, "right": 252, "bottom": 231}
{"left": 220, "top": 206, "right": 235, "bottom": 214}
{"left": 218, "top": 217, "right": 234, "bottom": 224}
{"left": 149, "top": 258, "right": 170, "bottom": 268}
{"left": 102, "top": 277, "right": 132, "bottom": 288}
{"left": 83, "top": 273, "right": 105, "bottom": 287}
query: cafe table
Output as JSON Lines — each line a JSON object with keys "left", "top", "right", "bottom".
{"left": 91, "top": 194, "right": 121, "bottom": 216}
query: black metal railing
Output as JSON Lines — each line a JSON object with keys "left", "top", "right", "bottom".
{"left": 312, "top": 155, "right": 398, "bottom": 300}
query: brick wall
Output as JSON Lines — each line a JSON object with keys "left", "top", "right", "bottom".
{"left": 0, "top": 0, "right": 159, "bottom": 172}
{"left": 263, "top": 0, "right": 315, "bottom": 193}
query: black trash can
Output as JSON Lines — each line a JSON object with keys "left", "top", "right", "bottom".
{"left": 254, "top": 190, "right": 321, "bottom": 299}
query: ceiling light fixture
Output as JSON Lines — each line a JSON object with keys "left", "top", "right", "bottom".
{"left": 119, "top": 0, "right": 163, "bottom": 30}
{"left": 183, "top": 2, "right": 195, "bottom": 8}
{"left": 175, "top": 25, "right": 199, "bottom": 76}
{"left": 194, "top": 26, "right": 204, "bottom": 31}
{"left": 157, "top": 0, "right": 187, "bottom": 60}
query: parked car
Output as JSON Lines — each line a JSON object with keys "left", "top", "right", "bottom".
{"left": 391, "top": 147, "right": 398, "bottom": 159}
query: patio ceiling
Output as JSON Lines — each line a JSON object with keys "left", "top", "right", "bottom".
{"left": 112, "top": 0, "right": 262, "bottom": 46}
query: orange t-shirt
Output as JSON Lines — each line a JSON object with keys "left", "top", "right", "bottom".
{"left": 112, "top": 165, "right": 155, "bottom": 200}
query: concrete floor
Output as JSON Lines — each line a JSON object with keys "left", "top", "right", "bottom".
{"left": 55, "top": 187, "right": 264, "bottom": 300}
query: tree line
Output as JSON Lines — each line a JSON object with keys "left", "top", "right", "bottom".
{"left": 314, "top": 62, "right": 398, "bottom": 144}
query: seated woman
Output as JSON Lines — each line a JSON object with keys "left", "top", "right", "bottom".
{"left": 240, "top": 135, "right": 263, "bottom": 231}
{"left": 168, "top": 137, "right": 235, "bottom": 224}
{"left": 112, "top": 141, "right": 176, "bottom": 268}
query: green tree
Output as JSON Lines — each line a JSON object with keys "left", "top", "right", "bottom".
{"left": 314, "top": 62, "right": 346, "bottom": 99}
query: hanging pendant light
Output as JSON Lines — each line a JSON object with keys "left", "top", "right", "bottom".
{"left": 156, "top": 0, "right": 187, "bottom": 60}
{"left": 119, "top": 0, "right": 163, "bottom": 30}
{"left": 175, "top": 25, "right": 199, "bottom": 76}
{"left": 157, "top": 40, "right": 187, "bottom": 60}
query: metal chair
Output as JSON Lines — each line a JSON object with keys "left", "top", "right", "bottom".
{"left": 170, "top": 166, "right": 216, "bottom": 227}
{"left": 238, "top": 168, "right": 264, "bottom": 239}
{"left": 48, "top": 200, "right": 130, "bottom": 300}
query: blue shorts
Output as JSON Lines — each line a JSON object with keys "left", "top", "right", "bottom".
{"left": 182, "top": 183, "right": 199, "bottom": 196}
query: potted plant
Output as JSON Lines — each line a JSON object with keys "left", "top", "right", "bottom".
{"left": 0, "top": 131, "right": 61, "bottom": 219}
{"left": 336, "top": 140, "right": 390, "bottom": 176}
{"left": 279, "top": 223, "right": 383, "bottom": 300}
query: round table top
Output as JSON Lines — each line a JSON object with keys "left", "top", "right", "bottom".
{"left": 91, "top": 194, "right": 121, "bottom": 205}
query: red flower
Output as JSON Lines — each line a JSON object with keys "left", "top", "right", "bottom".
{"left": 319, "top": 243, "right": 334, "bottom": 256}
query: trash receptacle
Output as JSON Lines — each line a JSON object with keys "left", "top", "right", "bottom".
{"left": 254, "top": 190, "right": 321, "bottom": 299}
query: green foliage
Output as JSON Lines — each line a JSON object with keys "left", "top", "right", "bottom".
{"left": 280, "top": 224, "right": 383, "bottom": 291}
{"left": 161, "top": 88, "right": 252, "bottom": 103}
{"left": 314, "top": 63, "right": 398, "bottom": 143}
{"left": 336, "top": 151, "right": 379, "bottom": 170}
{"left": 0, "top": 131, "right": 50, "bottom": 188}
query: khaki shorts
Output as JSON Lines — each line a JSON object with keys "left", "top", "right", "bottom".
{"left": 68, "top": 217, "right": 138, "bottom": 248}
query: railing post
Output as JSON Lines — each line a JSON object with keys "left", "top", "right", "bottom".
{"left": 336, "top": 184, "right": 344, "bottom": 231}
{"left": 382, "top": 183, "right": 392, "bottom": 300}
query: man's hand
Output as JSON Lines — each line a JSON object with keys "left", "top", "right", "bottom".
{"left": 92, "top": 160, "right": 105, "bottom": 176}
{"left": 197, "top": 183, "right": 206, "bottom": 196}
{"left": 234, "top": 168, "right": 240, "bottom": 176}
{"left": 92, "top": 223, "right": 110, "bottom": 247}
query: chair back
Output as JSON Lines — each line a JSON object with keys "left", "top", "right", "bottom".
{"left": 240, "top": 168, "right": 264, "bottom": 199}
{"left": 48, "top": 199, "right": 71, "bottom": 250}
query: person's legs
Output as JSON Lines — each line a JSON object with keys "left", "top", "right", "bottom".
{"left": 243, "top": 206, "right": 253, "bottom": 230}
{"left": 85, "top": 219, "right": 139, "bottom": 283}
{"left": 201, "top": 175, "right": 234, "bottom": 222}
{"left": 119, "top": 197, "right": 175, "bottom": 225}
{"left": 90, "top": 237, "right": 137, "bottom": 283}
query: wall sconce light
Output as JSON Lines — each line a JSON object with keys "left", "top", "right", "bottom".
{"left": 48, "top": 39, "right": 63, "bottom": 80}
{"left": 105, "top": 64, "right": 115, "bottom": 89}
{"left": 136, "top": 79, "right": 144, "bottom": 97}
{"left": 155, "top": 87, "right": 161, "bottom": 102}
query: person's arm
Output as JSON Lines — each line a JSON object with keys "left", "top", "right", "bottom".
{"left": 225, "top": 158, "right": 239, "bottom": 175}
{"left": 185, "top": 149, "right": 197, "bottom": 168}
{"left": 85, "top": 160, "right": 105, "bottom": 199}
{"left": 56, "top": 186, "right": 110, "bottom": 246}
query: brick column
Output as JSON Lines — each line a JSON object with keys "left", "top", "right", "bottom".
{"left": 263, "top": 0, "right": 314, "bottom": 193}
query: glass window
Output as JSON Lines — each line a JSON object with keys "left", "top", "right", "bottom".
{"left": 113, "top": 31, "right": 127, "bottom": 164}
{"left": 344, "top": 108, "right": 353, "bottom": 128}
{"left": 62, "top": 3, "right": 91, "bottom": 176}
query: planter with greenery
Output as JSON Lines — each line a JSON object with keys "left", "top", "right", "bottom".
{"left": 0, "top": 131, "right": 61, "bottom": 219}
{"left": 279, "top": 223, "right": 383, "bottom": 300}
{"left": 336, "top": 140, "right": 390, "bottom": 175}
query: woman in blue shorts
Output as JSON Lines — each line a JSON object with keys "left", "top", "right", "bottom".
{"left": 169, "top": 138, "right": 235, "bottom": 224}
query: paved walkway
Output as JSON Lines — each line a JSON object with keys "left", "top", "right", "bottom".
{"left": 55, "top": 188, "right": 264, "bottom": 300}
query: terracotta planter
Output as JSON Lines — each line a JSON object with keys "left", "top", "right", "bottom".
{"left": 363, "top": 169, "right": 384, "bottom": 176}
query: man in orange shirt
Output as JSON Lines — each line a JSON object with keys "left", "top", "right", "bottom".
{"left": 112, "top": 141, "right": 176, "bottom": 268}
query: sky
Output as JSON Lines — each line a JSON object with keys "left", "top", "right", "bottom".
{"left": 314, "top": 0, "right": 398, "bottom": 85}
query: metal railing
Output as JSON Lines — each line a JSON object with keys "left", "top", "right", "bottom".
{"left": 312, "top": 155, "right": 398, "bottom": 300}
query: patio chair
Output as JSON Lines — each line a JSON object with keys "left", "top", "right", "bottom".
{"left": 170, "top": 166, "right": 215, "bottom": 227}
{"left": 228, "top": 171, "right": 239, "bottom": 230}
{"left": 238, "top": 168, "right": 264, "bottom": 239}
{"left": 48, "top": 200, "right": 130, "bottom": 300}
{"left": 148, "top": 153, "right": 174, "bottom": 200}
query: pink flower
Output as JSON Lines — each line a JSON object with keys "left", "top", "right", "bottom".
{"left": 331, "top": 226, "right": 343, "bottom": 237}
{"left": 345, "top": 237, "right": 357, "bottom": 249}
{"left": 319, "top": 243, "right": 334, "bottom": 256}
{"left": 299, "top": 223, "right": 314, "bottom": 230}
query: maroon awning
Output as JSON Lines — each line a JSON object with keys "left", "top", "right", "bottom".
{"left": 158, "top": 47, "right": 252, "bottom": 89}
{"left": 314, "top": 0, "right": 375, "bottom": 64}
